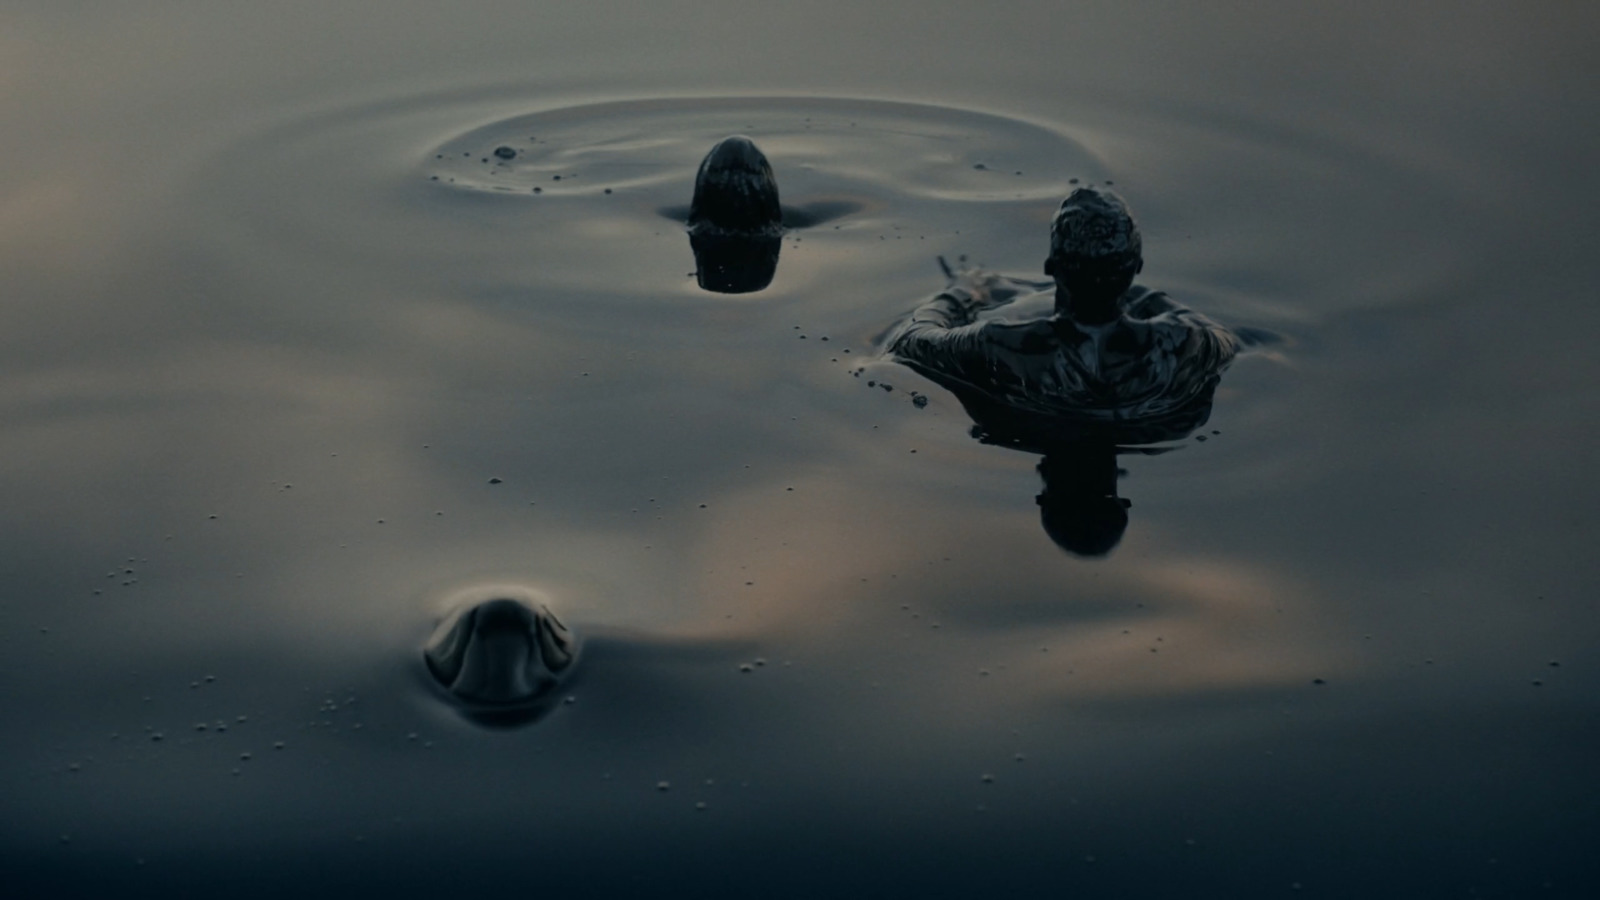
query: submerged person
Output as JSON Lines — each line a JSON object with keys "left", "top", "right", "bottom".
{"left": 684, "top": 135, "right": 783, "bottom": 294}
{"left": 673, "top": 135, "right": 862, "bottom": 293}
{"left": 886, "top": 186, "right": 1239, "bottom": 556}
{"left": 888, "top": 186, "right": 1238, "bottom": 424}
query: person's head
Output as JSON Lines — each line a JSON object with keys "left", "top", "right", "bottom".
{"left": 688, "top": 135, "right": 782, "bottom": 234}
{"left": 1044, "top": 187, "right": 1142, "bottom": 319}
{"left": 1035, "top": 443, "right": 1129, "bottom": 558}
{"left": 1038, "top": 491, "right": 1129, "bottom": 558}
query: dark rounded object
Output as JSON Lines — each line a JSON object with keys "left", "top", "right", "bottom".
{"left": 1035, "top": 444, "right": 1129, "bottom": 558}
{"left": 688, "top": 135, "right": 782, "bottom": 235}
{"left": 492, "top": 146, "right": 517, "bottom": 160}
{"left": 690, "top": 231, "right": 781, "bottom": 294}
{"left": 423, "top": 593, "right": 577, "bottom": 714}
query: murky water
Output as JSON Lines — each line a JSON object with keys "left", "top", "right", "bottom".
{"left": 4, "top": 3, "right": 1598, "bottom": 897}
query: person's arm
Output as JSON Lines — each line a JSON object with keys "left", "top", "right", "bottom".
{"left": 886, "top": 270, "right": 1005, "bottom": 373}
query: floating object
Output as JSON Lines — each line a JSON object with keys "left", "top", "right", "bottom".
{"left": 686, "top": 135, "right": 783, "bottom": 294}
{"left": 423, "top": 592, "right": 578, "bottom": 726}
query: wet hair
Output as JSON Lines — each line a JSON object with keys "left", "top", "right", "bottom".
{"left": 1048, "top": 186, "right": 1142, "bottom": 282}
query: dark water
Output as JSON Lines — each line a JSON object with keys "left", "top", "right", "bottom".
{"left": 3, "top": 3, "right": 1598, "bottom": 897}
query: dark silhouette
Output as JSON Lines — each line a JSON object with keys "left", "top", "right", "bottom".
{"left": 887, "top": 187, "right": 1238, "bottom": 557}
{"left": 685, "top": 136, "right": 784, "bottom": 293}
{"left": 661, "top": 136, "right": 862, "bottom": 294}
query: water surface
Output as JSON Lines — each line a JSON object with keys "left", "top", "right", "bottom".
{"left": 3, "top": 3, "right": 1597, "bottom": 897}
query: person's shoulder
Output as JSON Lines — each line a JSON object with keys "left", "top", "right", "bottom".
{"left": 1122, "top": 284, "right": 1186, "bottom": 319}
{"left": 975, "top": 316, "right": 1059, "bottom": 352}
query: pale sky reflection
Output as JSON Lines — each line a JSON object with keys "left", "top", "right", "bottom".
{"left": 684, "top": 468, "right": 1343, "bottom": 713}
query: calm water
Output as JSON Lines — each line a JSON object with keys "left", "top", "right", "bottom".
{"left": 4, "top": 3, "right": 1597, "bottom": 897}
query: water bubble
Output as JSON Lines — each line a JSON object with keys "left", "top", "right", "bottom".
{"left": 980, "top": 773, "right": 994, "bottom": 783}
{"left": 657, "top": 781, "right": 671, "bottom": 792}
{"left": 695, "top": 802, "right": 707, "bottom": 811}
{"left": 488, "top": 477, "right": 503, "bottom": 484}
{"left": 912, "top": 395, "right": 929, "bottom": 408}
{"left": 493, "top": 146, "right": 517, "bottom": 160}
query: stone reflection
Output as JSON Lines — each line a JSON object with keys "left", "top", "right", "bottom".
{"left": 887, "top": 187, "right": 1237, "bottom": 556}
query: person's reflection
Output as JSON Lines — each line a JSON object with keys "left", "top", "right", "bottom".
{"left": 886, "top": 186, "right": 1238, "bottom": 556}
{"left": 951, "top": 380, "right": 1219, "bottom": 557}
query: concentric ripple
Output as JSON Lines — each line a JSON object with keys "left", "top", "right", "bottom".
{"left": 424, "top": 96, "right": 1103, "bottom": 204}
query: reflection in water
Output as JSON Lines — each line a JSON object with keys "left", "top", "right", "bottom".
{"left": 660, "top": 134, "right": 863, "bottom": 293}
{"left": 888, "top": 187, "right": 1238, "bottom": 555}
{"left": 688, "top": 231, "right": 782, "bottom": 295}
{"left": 684, "top": 135, "right": 784, "bottom": 293}
{"left": 422, "top": 590, "right": 578, "bottom": 728}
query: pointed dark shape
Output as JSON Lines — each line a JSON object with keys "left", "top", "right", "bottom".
{"left": 688, "top": 135, "right": 782, "bottom": 235}
{"left": 685, "top": 136, "right": 783, "bottom": 294}
{"left": 423, "top": 595, "right": 577, "bottom": 727}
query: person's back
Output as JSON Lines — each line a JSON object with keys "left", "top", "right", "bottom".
{"left": 887, "top": 187, "right": 1238, "bottom": 426}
